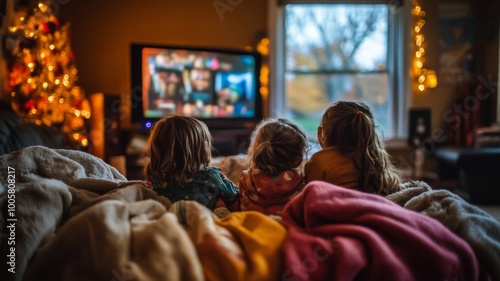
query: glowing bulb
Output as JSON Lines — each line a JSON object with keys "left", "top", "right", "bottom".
{"left": 48, "top": 65, "right": 54, "bottom": 71}
{"left": 59, "top": 98, "right": 64, "bottom": 104}
{"left": 414, "top": 26, "right": 421, "bottom": 33}
{"left": 426, "top": 70, "right": 438, "bottom": 88}
{"left": 418, "top": 84, "right": 425, "bottom": 92}
{"left": 74, "top": 109, "right": 81, "bottom": 117}
{"left": 81, "top": 138, "right": 88, "bottom": 147}
{"left": 416, "top": 51, "right": 422, "bottom": 58}
{"left": 73, "top": 133, "right": 80, "bottom": 140}
{"left": 48, "top": 96, "right": 55, "bottom": 102}
{"left": 55, "top": 79, "right": 60, "bottom": 85}
{"left": 418, "top": 75, "right": 426, "bottom": 83}
{"left": 43, "top": 82, "right": 48, "bottom": 88}
{"left": 49, "top": 45, "right": 55, "bottom": 50}
{"left": 416, "top": 61, "right": 423, "bottom": 68}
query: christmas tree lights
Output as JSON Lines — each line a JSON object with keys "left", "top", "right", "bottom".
{"left": 6, "top": 1, "right": 90, "bottom": 148}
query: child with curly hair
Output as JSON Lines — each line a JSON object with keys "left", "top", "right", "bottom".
{"left": 144, "top": 115, "right": 239, "bottom": 211}
{"left": 238, "top": 118, "right": 308, "bottom": 216}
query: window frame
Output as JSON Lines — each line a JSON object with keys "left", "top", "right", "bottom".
{"left": 267, "top": 0, "right": 412, "bottom": 140}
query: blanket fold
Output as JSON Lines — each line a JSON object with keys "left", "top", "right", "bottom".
{"left": 404, "top": 189, "right": 500, "bottom": 281}
{"left": 280, "top": 181, "right": 485, "bottom": 281}
{"left": 0, "top": 146, "right": 172, "bottom": 281}
{"left": 23, "top": 199, "right": 204, "bottom": 281}
{"left": 170, "top": 200, "right": 286, "bottom": 281}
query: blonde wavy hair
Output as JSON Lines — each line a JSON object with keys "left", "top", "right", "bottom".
{"left": 247, "top": 118, "right": 307, "bottom": 176}
{"left": 143, "top": 115, "right": 212, "bottom": 185}
{"left": 319, "top": 101, "right": 401, "bottom": 195}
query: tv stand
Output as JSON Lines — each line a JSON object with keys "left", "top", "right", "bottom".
{"left": 211, "top": 128, "right": 253, "bottom": 156}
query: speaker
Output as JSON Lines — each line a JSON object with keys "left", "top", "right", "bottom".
{"left": 89, "top": 93, "right": 123, "bottom": 162}
{"left": 408, "top": 108, "right": 431, "bottom": 147}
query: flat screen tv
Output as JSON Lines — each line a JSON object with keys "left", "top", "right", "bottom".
{"left": 130, "top": 43, "right": 262, "bottom": 130}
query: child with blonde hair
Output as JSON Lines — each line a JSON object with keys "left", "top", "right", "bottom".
{"left": 238, "top": 118, "right": 307, "bottom": 216}
{"left": 305, "top": 101, "right": 402, "bottom": 195}
{"left": 144, "top": 115, "right": 239, "bottom": 211}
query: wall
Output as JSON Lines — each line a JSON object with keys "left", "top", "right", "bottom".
{"left": 2, "top": 0, "right": 498, "bottom": 132}
{"left": 55, "top": 0, "right": 267, "bottom": 127}
{"left": 411, "top": 0, "right": 499, "bottom": 135}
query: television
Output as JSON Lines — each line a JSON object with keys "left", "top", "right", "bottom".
{"left": 130, "top": 43, "right": 262, "bottom": 130}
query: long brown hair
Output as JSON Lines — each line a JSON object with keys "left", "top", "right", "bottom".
{"left": 143, "top": 115, "right": 212, "bottom": 185}
{"left": 247, "top": 118, "right": 307, "bottom": 176}
{"left": 320, "top": 101, "right": 401, "bottom": 195}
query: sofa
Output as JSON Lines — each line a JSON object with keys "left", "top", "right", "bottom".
{"left": 435, "top": 146, "right": 500, "bottom": 205}
{"left": 0, "top": 110, "right": 66, "bottom": 155}
{"left": 0, "top": 146, "right": 499, "bottom": 281}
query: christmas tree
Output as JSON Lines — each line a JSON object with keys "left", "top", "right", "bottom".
{"left": 5, "top": 1, "right": 90, "bottom": 149}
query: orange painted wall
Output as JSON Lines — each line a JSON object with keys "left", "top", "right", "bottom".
{"left": 56, "top": 0, "right": 268, "bottom": 127}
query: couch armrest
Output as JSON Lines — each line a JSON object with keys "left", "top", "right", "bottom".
{"left": 0, "top": 111, "right": 66, "bottom": 155}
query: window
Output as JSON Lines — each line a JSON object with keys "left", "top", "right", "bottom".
{"left": 268, "top": 1, "right": 411, "bottom": 140}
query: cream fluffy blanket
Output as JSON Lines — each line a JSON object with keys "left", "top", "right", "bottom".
{"left": 0, "top": 146, "right": 200, "bottom": 281}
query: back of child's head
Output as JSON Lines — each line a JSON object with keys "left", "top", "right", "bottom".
{"left": 143, "top": 115, "right": 212, "bottom": 184}
{"left": 320, "top": 101, "right": 375, "bottom": 151}
{"left": 320, "top": 101, "right": 401, "bottom": 194}
{"left": 247, "top": 118, "right": 307, "bottom": 175}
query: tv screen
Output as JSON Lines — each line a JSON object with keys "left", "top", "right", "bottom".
{"left": 130, "top": 43, "right": 262, "bottom": 129}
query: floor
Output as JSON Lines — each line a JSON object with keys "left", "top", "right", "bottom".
{"left": 477, "top": 205, "right": 500, "bottom": 222}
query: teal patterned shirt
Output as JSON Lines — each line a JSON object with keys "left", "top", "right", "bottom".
{"left": 148, "top": 167, "right": 239, "bottom": 211}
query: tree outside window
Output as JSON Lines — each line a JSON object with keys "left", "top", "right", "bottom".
{"left": 284, "top": 4, "right": 391, "bottom": 138}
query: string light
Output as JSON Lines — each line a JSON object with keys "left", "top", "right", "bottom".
{"left": 256, "top": 37, "right": 269, "bottom": 116}
{"left": 412, "top": 0, "right": 437, "bottom": 92}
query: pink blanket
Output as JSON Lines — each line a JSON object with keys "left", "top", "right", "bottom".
{"left": 280, "top": 181, "right": 487, "bottom": 281}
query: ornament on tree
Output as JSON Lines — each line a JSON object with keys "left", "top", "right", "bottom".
{"left": 5, "top": 1, "right": 91, "bottom": 150}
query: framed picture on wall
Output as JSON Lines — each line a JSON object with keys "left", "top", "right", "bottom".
{"left": 438, "top": 13, "right": 476, "bottom": 85}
